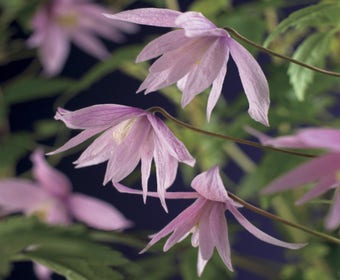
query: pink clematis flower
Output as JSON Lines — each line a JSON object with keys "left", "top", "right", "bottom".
{"left": 114, "top": 166, "right": 304, "bottom": 276}
{"left": 27, "top": 0, "right": 137, "bottom": 76}
{"left": 105, "top": 8, "right": 270, "bottom": 125}
{"left": 248, "top": 127, "right": 340, "bottom": 230}
{"left": 0, "top": 149, "right": 131, "bottom": 280}
{"left": 48, "top": 104, "right": 195, "bottom": 212}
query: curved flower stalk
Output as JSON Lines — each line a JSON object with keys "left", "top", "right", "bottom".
{"left": 114, "top": 166, "right": 304, "bottom": 276}
{"left": 0, "top": 149, "right": 131, "bottom": 280}
{"left": 48, "top": 104, "right": 195, "bottom": 212}
{"left": 247, "top": 127, "right": 340, "bottom": 230}
{"left": 105, "top": 8, "right": 270, "bottom": 126}
{"left": 27, "top": 0, "right": 137, "bottom": 76}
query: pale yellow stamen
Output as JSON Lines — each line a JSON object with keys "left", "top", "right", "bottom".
{"left": 112, "top": 118, "right": 136, "bottom": 144}
{"left": 56, "top": 12, "right": 79, "bottom": 28}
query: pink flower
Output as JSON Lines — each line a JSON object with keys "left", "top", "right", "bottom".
{"left": 114, "top": 166, "right": 304, "bottom": 276}
{"left": 105, "top": 8, "right": 270, "bottom": 125}
{"left": 48, "top": 104, "right": 195, "bottom": 212}
{"left": 0, "top": 149, "right": 132, "bottom": 280}
{"left": 27, "top": 0, "right": 137, "bottom": 76}
{"left": 248, "top": 127, "right": 340, "bottom": 230}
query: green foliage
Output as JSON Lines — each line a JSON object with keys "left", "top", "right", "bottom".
{"left": 264, "top": 2, "right": 340, "bottom": 47}
{"left": 288, "top": 32, "right": 333, "bottom": 100}
{"left": 0, "top": 216, "right": 128, "bottom": 280}
{"left": 189, "top": 0, "right": 230, "bottom": 19}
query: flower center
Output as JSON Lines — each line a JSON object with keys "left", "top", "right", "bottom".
{"left": 56, "top": 12, "right": 79, "bottom": 28}
{"left": 112, "top": 118, "right": 136, "bottom": 144}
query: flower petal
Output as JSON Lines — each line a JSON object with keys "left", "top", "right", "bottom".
{"left": 31, "top": 149, "right": 72, "bottom": 196}
{"left": 263, "top": 153, "right": 340, "bottom": 194}
{"left": 140, "top": 132, "right": 155, "bottom": 203}
{"left": 33, "top": 263, "right": 52, "bottom": 280}
{"left": 104, "top": 8, "right": 182, "bottom": 28}
{"left": 54, "top": 105, "right": 145, "bottom": 129}
{"left": 297, "top": 128, "right": 340, "bottom": 152}
{"left": 228, "top": 204, "right": 306, "bottom": 249}
{"left": 228, "top": 38, "right": 270, "bottom": 126}
{"left": 69, "top": 193, "right": 132, "bottom": 230}
{"left": 136, "top": 29, "right": 188, "bottom": 63}
{"left": 191, "top": 166, "right": 230, "bottom": 202}
{"left": 0, "top": 180, "right": 48, "bottom": 212}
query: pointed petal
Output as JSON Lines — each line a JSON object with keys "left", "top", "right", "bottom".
{"left": 297, "top": 128, "right": 340, "bottom": 152}
{"left": 228, "top": 38, "right": 270, "bottom": 126}
{"left": 0, "top": 180, "right": 48, "bottom": 212}
{"left": 296, "top": 176, "right": 338, "bottom": 205}
{"left": 175, "top": 11, "right": 226, "bottom": 37}
{"left": 47, "top": 127, "right": 104, "bottom": 155}
{"left": 54, "top": 105, "right": 145, "bottom": 129}
{"left": 180, "top": 38, "right": 228, "bottom": 108}
{"left": 197, "top": 251, "right": 209, "bottom": 277}
{"left": 228, "top": 204, "right": 306, "bottom": 249}
{"left": 136, "top": 30, "right": 188, "bottom": 62}
{"left": 147, "top": 114, "right": 195, "bottom": 166}
{"left": 198, "top": 202, "right": 215, "bottom": 262}
{"left": 140, "top": 132, "right": 155, "bottom": 203}
{"left": 104, "top": 8, "right": 182, "bottom": 28}
{"left": 263, "top": 153, "right": 340, "bottom": 194}
{"left": 104, "top": 118, "right": 151, "bottom": 184}
{"left": 31, "top": 149, "right": 72, "bottom": 196}
{"left": 191, "top": 166, "right": 230, "bottom": 202}
{"left": 69, "top": 193, "right": 132, "bottom": 230}
{"left": 71, "top": 30, "right": 109, "bottom": 59}
{"left": 325, "top": 188, "right": 340, "bottom": 230}
{"left": 74, "top": 128, "right": 116, "bottom": 167}
{"left": 207, "top": 60, "right": 228, "bottom": 122}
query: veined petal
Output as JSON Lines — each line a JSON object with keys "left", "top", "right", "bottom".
{"left": 47, "top": 127, "right": 105, "bottom": 155}
{"left": 104, "top": 117, "right": 151, "bottom": 184}
{"left": 191, "top": 166, "right": 230, "bottom": 202}
{"left": 140, "top": 132, "right": 155, "bottom": 203}
{"left": 104, "top": 8, "right": 182, "bottom": 28}
{"left": 147, "top": 114, "right": 195, "bottom": 166}
{"left": 71, "top": 30, "right": 109, "bottom": 59}
{"left": 0, "top": 180, "right": 49, "bottom": 212}
{"left": 136, "top": 29, "right": 188, "bottom": 63}
{"left": 198, "top": 202, "right": 215, "bottom": 263}
{"left": 228, "top": 203, "right": 306, "bottom": 249}
{"left": 31, "top": 149, "right": 72, "bottom": 197}
{"left": 207, "top": 61, "right": 228, "bottom": 122}
{"left": 175, "top": 11, "right": 226, "bottom": 38}
{"left": 263, "top": 153, "right": 340, "bottom": 194}
{"left": 74, "top": 128, "right": 117, "bottom": 167}
{"left": 69, "top": 193, "right": 132, "bottom": 230}
{"left": 180, "top": 37, "right": 227, "bottom": 108}
{"left": 228, "top": 38, "right": 270, "bottom": 126}
{"left": 325, "top": 188, "right": 340, "bottom": 230}
{"left": 54, "top": 105, "right": 145, "bottom": 129}
{"left": 296, "top": 176, "right": 338, "bottom": 205}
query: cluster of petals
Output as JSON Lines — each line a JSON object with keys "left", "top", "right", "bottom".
{"left": 49, "top": 104, "right": 195, "bottom": 212}
{"left": 248, "top": 127, "right": 340, "bottom": 230}
{"left": 115, "top": 166, "right": 304, "bottom": 276}
{"left": 105, "top": 8, "right": 270, "bottom": 125}
{"left": 0, "top": 149, "right": 131, "bottom": 280}
{"left": 27, "top": 0, "right": 137, "bottom": 76}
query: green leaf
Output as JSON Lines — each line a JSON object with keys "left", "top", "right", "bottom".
{"left": 189, "top": 0, "right": 230, "bottom": 19}
{"left": 3, "top": 77, "right": 74, "bottom": 104}
{"left": 288, "top": 31, "right": 333, "bottom": 100}
{"left": 264, "top": 2, "right": 340, "bottom": 47}
{"left": 0, "top": 216, "right": 127, "bottom": 280}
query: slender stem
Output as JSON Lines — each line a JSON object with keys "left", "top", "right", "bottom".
{"left": 224, "top": 26, "right": 340, "bottom": 78}
{"left": 228, "top": 191, "right": 340, "bottom": 245}
{"left": 148, "top": 106, "right": 316, "bottom": 158}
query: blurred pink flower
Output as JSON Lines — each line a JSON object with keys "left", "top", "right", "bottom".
{"left": 105, "top": 8, "right": 270, "bottom": 125}
{"left": 115, "top": 166, "right": 304, "bottom": 276}
{"left": 27, "top": 0, "right": 137, "bottom": 76}
{"left": 49, "top": 104, "right": 195, "bottom": 212}
{"left": 0, "top": 149, "right": 132, "bottom": 280}
{"left": 248, "top": 127, "right": 340, "bottom": 230}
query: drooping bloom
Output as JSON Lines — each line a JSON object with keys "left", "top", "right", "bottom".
{"left": 27, "top": 0, "right": 137, "bottom": 76}
{"left": 0, "top": 149, "right": 132, "bottom": 280}
{"left": 48, "top": 104, "right": 195, "bottom": 211}
{"left": 247, "top": 127, "right": 340, "bottom": 230}
{"left": 114, "top": 166, "right": 304, "bottom": 276}
{"left": 105, "top": 8, "right": 270, "bottom": 125}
